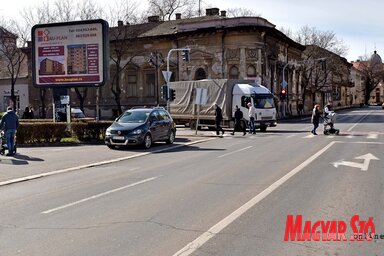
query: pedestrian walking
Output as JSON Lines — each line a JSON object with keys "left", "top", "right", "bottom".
{"left": 231, "top": 106, "right": 246, "bottom": 136}
{"left": 247, "top": 102, "right": 256, "bottom": 134}
{"left": 214, "top": 103, "right": 224, "bottom": 136}
{"left": 0, "top": 106, "right": 19, "bottom": 156}
{"left": 311, "top": 104, "right": 321, "bottom": 135}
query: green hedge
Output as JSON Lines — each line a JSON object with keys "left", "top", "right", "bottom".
{"left": 71, "top": 121, "right": 112, "bottom": 141}
{"left": 16, "top": 121, "right": 113, "bottom": 144}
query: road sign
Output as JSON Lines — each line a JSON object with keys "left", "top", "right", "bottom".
{"left": 162, "top": 71, "right": 172, "bottom": 83}
{"left": 281, "top": 80, "right": 287, "bottom": 88}
{"left": 195, "top": 88, "right": 207, "bottom": 105}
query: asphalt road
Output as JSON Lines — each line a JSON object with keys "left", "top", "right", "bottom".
{"left": 0, "top": 106, "right": 383, "bottom": 256}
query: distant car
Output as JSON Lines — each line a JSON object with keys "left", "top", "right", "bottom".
{"left": 105, "top": 107, "right": 176, "bottom": 149}
{"left": 71, "top": 108, "right": 86, "bottom": 119}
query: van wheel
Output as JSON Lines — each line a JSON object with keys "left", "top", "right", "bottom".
{"left": 166, "top": 130, "right": 175, "bottom": 144}
{"left": 143, "top": 134, "right": 152, "bottom": 149}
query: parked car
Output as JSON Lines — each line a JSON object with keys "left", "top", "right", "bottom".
{"left": 71, "top": 108, "right": 86, "bottom": 119}
{"left": 105, "top": 107, "right": 176, "bottom": 149}
{"left": 382, "top": 102, "right": 384, "bottom": 109}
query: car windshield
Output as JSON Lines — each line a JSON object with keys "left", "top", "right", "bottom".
{"left": 117, "top": 110, "right": 150, "bottom": 123}
{"left": 252, "top": 94, "right": 275, "bottom": 109}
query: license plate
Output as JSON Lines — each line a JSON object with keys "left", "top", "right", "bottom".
{"left": 113, "top": 136, "right": 125, "bottom": 140}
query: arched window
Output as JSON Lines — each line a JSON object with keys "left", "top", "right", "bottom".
{"left": 229, "top": 66, "right": 239, "bottom": 79}
{"left": 247, "top": 65, "right": 256, "bottom": 77}
{"left": 195, "top": 68, "right": 206, "bottom": 80}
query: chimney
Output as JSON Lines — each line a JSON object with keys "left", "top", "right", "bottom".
{"left": 148, "top": 16, "right": 160, "bottom": 23}
{"left": 221, "top": 10, "right": 226, "bottom": 17}
{"left": 117, "top": 20, "right": 123, "bottom": 26}
{"left": 211, "top": 8, "right": 219, "bottom": 16}
{"left": 176, "top": 13, "right": 181, "bottom": 20}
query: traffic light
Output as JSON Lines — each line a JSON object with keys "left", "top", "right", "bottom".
{"left": 161, "top": 85, "right": 168, "bottom": 100}
{"left": 181, "top": 49, "right": 190, "bottom": 61}
{"left": 169, "top": 88, "right": 176, "bottom": 101}
{"left": 280, "top": 88, "right": 287, "bottom": 100}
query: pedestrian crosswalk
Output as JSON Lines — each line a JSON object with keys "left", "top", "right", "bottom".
{"left": 224, "top": 131, "right": 383, "bottom": 140}
{"left": 303, "top": 132, "right": 382, "bottom": 140}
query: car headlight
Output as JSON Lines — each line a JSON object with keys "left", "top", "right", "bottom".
{"left": 131, "top": 129, "right": 143, "bottom": 135}
{"left": 106, "top": 129, "right": 111, "bottom": 136}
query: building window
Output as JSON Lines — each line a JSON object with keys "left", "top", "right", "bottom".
{"left": 127, "top": 74, "right": 137, "bottom": 97}
{"left": 247, "top": 65, "right": 256, "bottom": 77}
{"left": 195, "top": 68, "right": 206, "bottom": 80}
{"left": 145, "top": 73, "right": 155, "bottom": 97}
{"left": 229, "top": 66, "right": 239, "bottom": 79}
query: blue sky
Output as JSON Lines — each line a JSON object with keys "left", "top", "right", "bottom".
{"left": 1, "top": 0, "right": 382, "bottom": 62}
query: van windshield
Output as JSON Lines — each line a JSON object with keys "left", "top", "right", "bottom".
{"left": 252, "top": 94, "right": 275, "bottom": 109}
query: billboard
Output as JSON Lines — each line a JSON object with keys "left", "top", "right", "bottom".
{"left": 32, "top": 19, "right": 109, "bottom": 88}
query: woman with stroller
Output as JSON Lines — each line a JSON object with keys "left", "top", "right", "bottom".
{"left": 311, "top": 104, "right": 321, "bottom": 135}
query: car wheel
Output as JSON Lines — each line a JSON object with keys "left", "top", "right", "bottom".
{"left": 143, "top": 134, "right": 152, "bottom": 149}
{"left": 259, "top": 126, "right": 267, "bottom": 132}
{"left": 166, "top": 130, "right": 175, "bottom": 144}
{"left": 107, "top": 145, "right": 116, "bottom": 149}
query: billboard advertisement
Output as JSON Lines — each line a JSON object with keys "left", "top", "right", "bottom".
{"left": 31, "top": 19, "right": 109, "bottom": 88}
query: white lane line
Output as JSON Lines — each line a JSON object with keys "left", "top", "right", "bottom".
{"left": 217, "top": 146, "right": 253, "bottom": 158}
{"left": 347, "top": 110, "right": 373, "bottom": 132}
{"left": 0, "top": 138, "right": 215, "bottom": 187}
{"left": 173, "top": 141, "right": 336, "bottom": 256}
{"left": 42, "top": 176, "right": 158, "bottom": 214}
{"left": 367, "top": 133, "right": 378, "bottom": 140}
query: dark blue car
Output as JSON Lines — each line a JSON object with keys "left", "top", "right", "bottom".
{"left": 105, "top": 107, "right": 176, "bottom": 149}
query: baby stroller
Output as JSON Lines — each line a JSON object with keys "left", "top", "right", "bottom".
{"left": 323, "top": 111, "right": 340, "bottom": 135}
{"left": 0, "top": 130, "right": 17, "bottom": 155}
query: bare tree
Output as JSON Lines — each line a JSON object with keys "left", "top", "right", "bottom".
{"left": 147, "top": 0, "right": 198, "bottom": 21}
{"left": 106, "top": 0, "right": 141, "bottom": 26}
{"left": 0, "top": 19, "right": 29, "bottom": 110}
{"left": 294, "top": 26, "right": 349, "bottom": 57}
{"left": 226, "top": 7, "right": 260, "bottom": 17}
{"left": 285, "top": 26, "right": 350, "bottom": 108}
{"left": 109, "top": 24, "right": 145, "bottom": 115}
{"left": 355, "top": 55, "right": 384, "bottom": 105}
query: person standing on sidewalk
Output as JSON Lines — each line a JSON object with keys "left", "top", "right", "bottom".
{"left": 214, "top": 103, "right": 224, "bottom": 136}
{"left": 0, "top": 106, "right": 19, "bottom": 156}
{"left": 247, "top": 102, "right": 256, "bottom": 134}
{"left": 310, "top": 104, "right": 321, "bottom": 135}
{"left": 231, "top": 106, "right": 246, "bottom": 136}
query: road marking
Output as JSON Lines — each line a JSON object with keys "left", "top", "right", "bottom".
{"left": 0, "top": 138, "right": 215, "bottom": 187}
{"left": 367, "top": 133, "right": 378, "bottom": 139}
{"left": 303, "top": 134, "right": 315, "bottom": 138}
{"left": 173, "top": 141, "right": 336, "bottom": 256}
{"left": 42, "top": 176, "right": 158, "bottom": 214}
{"left": 347, "top": 110, "right": 373, "bottom": 132}
{"left": 217, "top": 146, "right": 253, "bottom": 158}
{"left": 332, "top": 153, "right": 379, "bottom": 171}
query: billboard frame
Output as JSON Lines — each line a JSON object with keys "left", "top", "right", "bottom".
{"left": 31, "top": 19, "right": 109, "bottom": 88}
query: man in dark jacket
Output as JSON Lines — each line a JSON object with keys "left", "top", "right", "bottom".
{"left": 231, "top": 106, "right": 246, "bottom": 136}
{"left": 0, "top": 106, "right": 19, "bottom": 156}
{"left": 214, "top": 103, "right": 224, "bottom": 136}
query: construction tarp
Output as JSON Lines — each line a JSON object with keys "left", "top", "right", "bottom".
{"left": 169, "top": 79, "right": 252, "bottom": 121}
